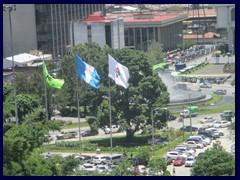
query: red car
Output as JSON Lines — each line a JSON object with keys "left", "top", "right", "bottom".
{"left": 173, "top": 156, "right": 186, "bottom": 166}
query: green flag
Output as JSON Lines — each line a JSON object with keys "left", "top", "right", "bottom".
{"left": 43, "top": 60, "right": 64, "bottom": 89}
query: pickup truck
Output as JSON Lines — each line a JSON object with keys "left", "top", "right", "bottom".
{"left": 180, "top": 106, "right": 199, "bottom": 118}
{"left": 104, "top": 125, "right": 121, "bottom": 134}
{"left": 180, "top": 110, "right": 198, "bottom": 118}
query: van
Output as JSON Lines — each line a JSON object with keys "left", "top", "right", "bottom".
{"left": 104, "top": 154, "right": 128, "bottom": 165}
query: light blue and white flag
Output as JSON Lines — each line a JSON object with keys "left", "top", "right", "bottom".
{"left": 76, "top": 54, "right": 100, "bottom": 89}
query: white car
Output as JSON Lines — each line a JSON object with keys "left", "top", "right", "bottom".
{"left": 184, "top": 141, "right": 204, "bottom": 149}
{"left": 166, "top": 151, "right": 181, "bottom": 160}
{"left": 104, "top": 125, "right": 121, "bottom": 134}
{"left": 174, "top": 147, "right": 195, "bottom": 156}
{"left": 92, "top": 155, "right": 107, "bottom": 164}
{"left": 213, "top": 121, "right": 231, "bottom": 128}
{"left": 207, "top": 120, "right": 220, "bottom": 128}
{"left": 189, "top": 135, "right": 211, "bottom": 145}
{"left": 185, "top": 156, "right": 196, "bottom": 167}
{"left": 205, "top": 128, "right": 224, "bottom": 136}
{"left": 80, "top": 163, "right": 96, "bottom": 171}
{"left": 96, "top": 165, "right": 107, "bottom": 172}
{"left": 137, "top": 165, "right": 147, "bottom": 173}
{"left": 200, "top": 116, "right": 215, "bottom": 124}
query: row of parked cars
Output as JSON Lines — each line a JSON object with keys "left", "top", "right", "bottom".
{"left": 164, "top": 125, "right": 226, "bottom": 167}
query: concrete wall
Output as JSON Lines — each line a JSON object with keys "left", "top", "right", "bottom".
{"left": 3, "top": 4, "right": 37, "bottom": 58}
{"left": 110, "top": 19, "right": 125, "bottom": 49}
{"left": 73, "top": 22, "right": 88, "bottom": 45}
{"left": 91, "top": 22, "right": 106, "bottom": 47}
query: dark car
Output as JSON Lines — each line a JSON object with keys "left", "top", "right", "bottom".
{"left": 162, "top": 155, "right": 172, "bottom": 165}
{"left": 75, "top": 155, "right": 93, "bottom": 163}
{"left": 198, "top": 130, "right": 217, "bottom": 140}
{"left": 81, "top": 130, "right": 99, "bottom": 137}
{"left": 168, "top": 114, "right": 177, "bottom": 121}
{"left": 213, "top": 89, "right": 227, "bottom": 95}
{"left": 180, "top": 126, "right": 198, "bottom": 132}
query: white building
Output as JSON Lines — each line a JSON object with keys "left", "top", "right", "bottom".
{"left": 213, "top": 4, "right": 235, "bottom": 53}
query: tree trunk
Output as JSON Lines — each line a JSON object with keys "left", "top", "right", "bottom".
{"left": 126, "top": 129, "right": 134, "bottom": 140}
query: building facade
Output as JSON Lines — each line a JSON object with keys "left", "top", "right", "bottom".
{"left": 70, "top": 14, "right": 125, "bottom": 49}
{"left": 213, "top": 4, "right": 235, "bottom": 53}
{"left": 3, "top": 4, "right": 38, "bottom": 58}
{"left": 123, "top": 13, "right": 188, "bottom": 51}
{"left": 71, "top": 13, "right": 188, "bottom": 52}
{"left": 3, "top": 4, "right": 106, "bottom": 59}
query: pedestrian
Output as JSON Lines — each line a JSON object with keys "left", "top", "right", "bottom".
{"left": 173, "top": 167, "right": 176, "bottom": 176}
{"left": 130, "top": 152, "right": 133, "bottom": 159}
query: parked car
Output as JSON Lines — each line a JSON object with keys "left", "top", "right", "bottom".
{"left": 79, "top": 163, "right": 96, "bottom": 171}
{"left": 137, "top": 165, "right": 147, "bottom": 174}
{"left": 199, "top": 83, "right": 212, "bottom": 88}
{"left": 92, "top": 155, "right": 107, "bottom": 164}
{"left": 205, "top": 128, "right": 224, "bottom": 136}
{"left": 213, "top": 120, "right": 231, "bottom": 128}
{"left": 162, "top": 155, "right": 172, "bottom": 165}
{"left": 174, "top": 145, "right": 196, "bottom": 153}
{"left": 185, "top": 156, "right": 196, "bottom": 167}
{"left": 198, "top": 130, "right": 217, "bottom": 140}
{"left": 81, "top": 130, "right": 99, "bottom": 137}
{"left": 186, "top": 137, "right": 207, "bottom": 147}
{"left": 75, "top": 155, "right": 93, "bottom": 163}
{"left": 174, "top": 146, "right": 195, "bottom": 156}
{"left": 173, "top": 156, "right": 186, "bottom": 166}
{"left": 147, "top": 138, "right": 168, "bottom": 145}
{"left": 214, "top": 89, "right": 227, "bottom": 95}
{"left": 221, "top": 110, "right": 235, "bottom": 118}
{"left": 104, "top": 125, "right": 122, "bottom": 134}
{"left": 184, "top": 141, "right": 204, "bottom": 149}
{"left": 166, "top": 151, "right": 181, "bottom": 160}
{"left": 189, "top": 135, "right": 211, "bottom": 145}
{"left": 168, "top": 114, "right": 177, "bottom": 121}
{"left": 96, "top": 165, "right": 107, "bottom": 172}
{"left": 56, "top": 131, "right": 77, "bottom": 140}
{"left": 180, "top": 126, "right": 198, "bottom": 132}
{"left": 200, "top": 116, "right": 215, "bottom": 124}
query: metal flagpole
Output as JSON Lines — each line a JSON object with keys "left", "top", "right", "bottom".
{"left": 42, "top": 54, "right": 48, "bottom": 120}
{"left": 108, "top": 79, "right": 113, "bottom": 156}
{"left": 76, "top": 58, "right": 82, "bottom": 155}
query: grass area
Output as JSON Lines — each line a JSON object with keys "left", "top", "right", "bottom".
{"left": 183, "top": 63, "right": 211, "bottom": 75}
{"left": 44, "top": 132, "right": 191, "bottom": 159}
{"left": 199, "top": 103, "right": 235, "bottom": 115}
{"left": 61, "top": 122, "right": 89, "bottom": 129}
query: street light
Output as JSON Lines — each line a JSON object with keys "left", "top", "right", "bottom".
{"left": 4, "top": 4, "right": 18, "bottom": 124}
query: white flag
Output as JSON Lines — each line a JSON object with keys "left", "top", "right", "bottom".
{"left": 108, "top": 54, "right": 130, "bottom": 89}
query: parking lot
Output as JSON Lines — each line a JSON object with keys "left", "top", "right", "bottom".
{"left": 166, "top": 114, "right": 235, "bottom": 176}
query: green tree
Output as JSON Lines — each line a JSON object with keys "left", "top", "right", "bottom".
{"left": 191, "top": 142, "right": 235, "bottom": 176}
{"left": 110, "top": 161, "right": 134, "bottom": 176}
{"left": 135, "top": 147, "right": 151, "bottom": 166}
{"left": 147, "top": 41, "right": 165, "bottom": 67}
{"left": 147, "top": 158, "right": 167, "bottom": 175}
{"left": 97, "top": 48, "right": 169, "bottom": 139}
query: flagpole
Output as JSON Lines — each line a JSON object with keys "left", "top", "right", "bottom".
{"left": 108, "top": 79, "right": 113, "bottom": 156}
{"left": 42, "top": 55, "right": 48, "bottom": 120}
{"left": 76, "top": 60, "right": 82, "bottom": 155}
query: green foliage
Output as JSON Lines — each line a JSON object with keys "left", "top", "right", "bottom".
{"left": 111, "top": 161, "right": 134, "bottom": 176}
{"left": 191, "top": 142, "right": 235, "bottom": 176}
{"left": 147, "top": 158, "right": 167, "bottom": 172}
{"left": 16, "top": 93, "right": 42, "bottom": 122}
{"left": 86, "top": 116, "right": 99, "bottom": 131}
{"left": 135, "top": 146, "right": 151, "bottom": 166}
{"left": 147, "top": 41, "right": 165, "bottom": 66}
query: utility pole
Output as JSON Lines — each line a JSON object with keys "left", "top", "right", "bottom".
{"left": 189, "top": 94, "right": 192, "bottom": 134}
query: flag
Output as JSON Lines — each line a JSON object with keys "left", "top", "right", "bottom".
{"left": 43, "top": 61, "right": 64, "bottom": 89}
{"left": 108, "top": 54, "right": 129, "bottom": 89}
{"left": 76, "top": 54, "right": 100, "bottom": 89}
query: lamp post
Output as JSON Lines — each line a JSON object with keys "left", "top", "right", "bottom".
{"left": 4, "top": 4, "right": 18, "bottom": 124}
